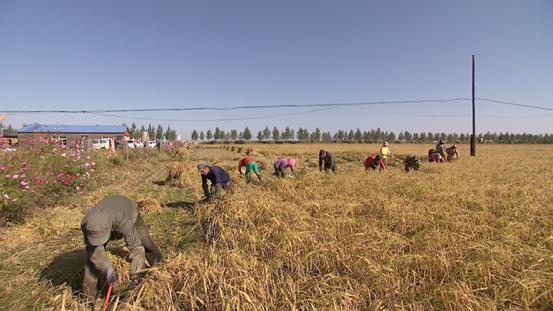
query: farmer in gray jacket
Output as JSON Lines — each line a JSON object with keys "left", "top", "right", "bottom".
{"left": 80, "top": 195, "right": 163, "bottom": 299}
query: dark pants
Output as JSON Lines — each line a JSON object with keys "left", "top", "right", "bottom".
{"left": 324, "top": 163, "right": 337, "bottom": 173}
{"left": 211, "top": 181, "right": 232, "bottom": 199}
{"left": 82, "top": 214, "right": 162, "bottom": 300}
{"left": 274, "top": 165, "right": 285, "bottom": 178}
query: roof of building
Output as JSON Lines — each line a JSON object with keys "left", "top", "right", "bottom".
{"left": 18, "top": 124, "right": 127, "bottom": 134}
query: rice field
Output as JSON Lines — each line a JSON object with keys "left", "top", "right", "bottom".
{"left": 1, "top": 143, "right": 552, "bottom": 310}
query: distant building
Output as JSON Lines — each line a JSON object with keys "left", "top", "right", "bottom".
{"left": 0, "top": 134, "right": 18, "bottom": 145}
{"left": 17, "top": 124, "right": 128, "bottom": 146}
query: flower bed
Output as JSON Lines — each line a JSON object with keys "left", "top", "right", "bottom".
{"left": 0, "top": 143, "right": 97, "bottom": 224}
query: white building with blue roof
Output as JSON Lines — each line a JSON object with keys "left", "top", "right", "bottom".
{"left": 17, "top": 124, "right": 129, "bottom": 146}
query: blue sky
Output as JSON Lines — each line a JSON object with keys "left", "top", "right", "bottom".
{"left": 1, "top": 0, "right": 552, "bottom": 138}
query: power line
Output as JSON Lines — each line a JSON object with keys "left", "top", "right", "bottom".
{"left": 2, "top": 98, "right": 473, "bottom": 114}
{"left": 478, "top": 98, "right": 553, "bottom": 111}
{"left": 88, "top": 107, "right": 338, "bottom": 122}
{"left": 2, "top": 97, "right": 552, "bottom": 121}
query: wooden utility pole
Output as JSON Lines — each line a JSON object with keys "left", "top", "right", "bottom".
{"left": 470, "top": 54, "right": 476, "bottom": 156}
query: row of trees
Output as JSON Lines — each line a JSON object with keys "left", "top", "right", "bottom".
{"left": 127, "top": 123, "right": 178, "bottom": 141}
{"left": 0, "top": 123, "right": 179, "bottom": 141}
{"left": 191, "top": 126, "right": 553, "bottom": 144}
{"left": 0, "top": 124, "right": 17, "bottom": 135}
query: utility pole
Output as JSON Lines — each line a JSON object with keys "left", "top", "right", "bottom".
{"left": 470, "top": 54, "right": 476, "bottom": 156}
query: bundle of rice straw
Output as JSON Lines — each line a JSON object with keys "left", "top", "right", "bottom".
{"left": 137, "top": 198, "right": 162, "bottom": 215}
{"left": 165, "top": 162, "right": 191, "bottom": 188}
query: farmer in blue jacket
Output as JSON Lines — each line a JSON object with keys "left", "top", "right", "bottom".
{"left": 198, "top": 163, "right": 232, "bottom": 199}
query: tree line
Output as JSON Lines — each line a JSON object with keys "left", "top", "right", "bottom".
{"left": 127, "top": 123, "right": 178, "bottom": 141}
{"left": 0, "top": 123, "right": 178, "bottom": 141}
{"left": 191, "top": 126, "right": 553, "bottom": 144}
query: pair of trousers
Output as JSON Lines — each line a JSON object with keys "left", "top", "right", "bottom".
{"left": 82, "top": 214, "right": 162, "bottom": 300}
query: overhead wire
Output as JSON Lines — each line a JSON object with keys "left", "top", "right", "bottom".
{"left": 2, "top": 97, "right": 553, "bottom": 122}
{"left": 87, "top": 107, "right": 338, "bottom": 122}
{"left": 2, "top": 97, "right": 473, "bottom": 114}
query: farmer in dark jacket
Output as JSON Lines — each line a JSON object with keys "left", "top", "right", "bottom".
{"left": 404, "top": 154, "right": 421, "bottom": 172}
{"left": 198, "top": 163, "right": 232, "bottom": 199}
{"left": 436, "top": 140, "right": 446, "bottom": 160}
{"left": 319, "top": 149, "right": 337, "bottom": 173}
{"left": 80, "top": 195, "right": 163, "bottom": 300}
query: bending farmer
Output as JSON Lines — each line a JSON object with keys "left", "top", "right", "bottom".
{"left": 364, "top": 154, "right": 386, "bottom": 171}
{"left": 198, "top": 163, "right": 232, "bottom": 200}
{"left": 238, "top": 156, "right": 262, "bottom": 183}
{"left": 319, "top": 150, "right": 337, "bottom": 173}
{"left": 274, "top": 158, "right": 297, "bottom": 178}
{"left": 81, "top": 195, "right": 163, "bottom": 300}
{"left": 446, "top": 144, "right": 459, "bottom": 160}
{"left": 404, "top": 155, "right": 421, "bottom": 172}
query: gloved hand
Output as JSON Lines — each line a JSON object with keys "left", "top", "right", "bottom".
{"left": 145, "top": 251, "right": 164, "bottom": 266}
{"left": 106, "top": 266, "right": 118, "bottom": 284}
{"left": 129, "top": 246, "right": 146, "bottom": 280}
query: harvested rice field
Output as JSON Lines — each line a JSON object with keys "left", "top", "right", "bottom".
{"left": 1, "top": 144, "right": 553, "bottom": 310}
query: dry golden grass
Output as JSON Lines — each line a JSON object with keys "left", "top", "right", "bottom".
{"left": 1, "top": 144, "right": 553, "bottom": 310}
{"left": 165, "top": 162, "right": 192, "bottom": 188}
{"left": 137, "top": 198, "right": 163, "bottom": 215}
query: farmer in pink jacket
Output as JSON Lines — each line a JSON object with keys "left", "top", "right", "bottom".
{"left": 273, "top": 158, "right": 297, "bottom": 178}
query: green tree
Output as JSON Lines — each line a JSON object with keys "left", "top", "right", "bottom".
{"left": 312, "top": 128, "right": 321, "bottom": 142}
{"left": 147, "top": 124, "right": 155, "bottom": 140}
{"left": 156, "top": 125, "right": 164, "bottom": 140}
{"left": 354, "top": 128, "right": 362, "bottom": 142}
{"left": 262, "top": 126, "right": 271, "bottom": 140}
{"left": 243, "top": 127, "right": 252, "bottom": 141}
{"left": 347, "top": 130, "right": 355, "bottom": 142}
{"left": 206, "top": 129, "right": 213, "bottom": 141}
{"left": 230, "top": 129, "right": 238, "bottom": 141}
{"left": 191, "top": 130, "right": 199, "bottom": 141}
{"left": 322, "top": 132, "right": 332, "bottom": 142}
{"left": 272, "top": 126, "right": 280, "bottom": 141}
{"left": 200, "top": 131, "right": 205, "bottom": 141}
{"left": 165, "top": 126, "right": 175, "bottom": 140}
{"left": 129, "top": 122, "right": 137, "bottom": 139}
{"left": 257, "top": 130, "right": 263, "bottom": 142}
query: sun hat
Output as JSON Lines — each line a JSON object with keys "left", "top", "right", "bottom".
{"left": 287, "top": 158, "right": 297, "bottom": 167}
{"left": 197, "top": 163, "right": 208, "bottom": 171}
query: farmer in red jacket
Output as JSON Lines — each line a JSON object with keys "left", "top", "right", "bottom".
{"left": 364, "top": 154, "right": 386, "bottom": 171}
{"left": 237, "top": 156, "right": 262, "bottom": 183}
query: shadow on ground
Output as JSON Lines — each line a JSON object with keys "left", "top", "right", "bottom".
{"left": 39, "top": 246, "right": 129, "bottom": 292}
{"left": 39, "top": 249, "right": 86, "bottom": 292}
{"left": 165, "top": 201, "right": 196, "bottom": 213}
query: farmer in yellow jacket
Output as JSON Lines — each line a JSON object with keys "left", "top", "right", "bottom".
{"left": 379, "top": 141, "right": 392, "bottom": 166}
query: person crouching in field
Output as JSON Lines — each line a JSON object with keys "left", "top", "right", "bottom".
{"left": 238, "top": 156, "right": 262, "bottom": 183}
{"left": 81, "top": 195, "right": 163, "bottom": 301}
{"left": 319, "top": 149, "right": 337, "bottom": 173}
{"left": 404, "top": 154, "right": 421, "bottom": 172}
{"left": 436, "top": 140, "right": 447, "bottom": 160}
{"left": 364, "top": 154, "right": 386, "bottom": 172}
{"left": 274, "top": 158, "right": 297, "bottom": 178}
{"left": 428, "top": 149, "right": 445, "bottom": 163}
{"left": 198, "top": 163, "right": 232, "bottom": 200}
{"left": 379, "top": 141, "right": 392, "bottom": 166}
{"left": 446, "top": 144, "right": 459, "bottom": 160}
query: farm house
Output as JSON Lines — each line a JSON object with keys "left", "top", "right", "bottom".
{"left": 17, "top": 124, "right": 128, "bottom": 147}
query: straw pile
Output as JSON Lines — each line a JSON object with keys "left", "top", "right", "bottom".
{"left": 165, "top": 162, "right": 191, "bottom": 188}
{"left": 137, "top": 198, "right": 163, "bottom": 215}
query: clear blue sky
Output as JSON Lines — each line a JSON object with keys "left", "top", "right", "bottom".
{"left": 1, "top": 0, "right": 552, "bottom": 138}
